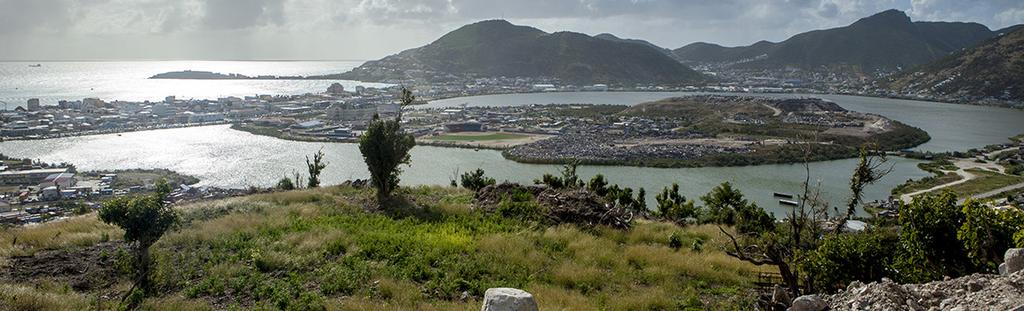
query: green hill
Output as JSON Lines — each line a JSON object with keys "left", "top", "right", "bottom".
{"left": 673, "top": 9, "right": 995, "bottom": 72}
{"left": 336, "top": 20, "right": 707, "bottom": 85}
{"left": 883, "top": 27, "right": 1024, "bottom": 101}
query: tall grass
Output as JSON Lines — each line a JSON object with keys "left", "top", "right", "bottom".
{"left": 1, "top": 185, "right": 762, "bottom": 310}
{"left": 0, "top": 214, "right": 121, "bottom": 259}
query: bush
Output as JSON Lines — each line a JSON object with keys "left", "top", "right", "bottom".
{"left": 957, "top": 199, "right": 1024, "bottom": 271}
{"left": 803, "top": 230, "right": 898, "bottom": 293}
{"left": 276, "top": 177, "right": 295, "bottom": 190}
{"left": 460, "top": 168, "right": 496, "bottom": 191}
{"left": 893, "top": 192, "right": 972, "bottom": 283}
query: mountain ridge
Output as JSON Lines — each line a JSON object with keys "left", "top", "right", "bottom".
{"left": 883, "top": 27, "right": 1024, "bottom": 101}
{"left": 334, "top": 20, "right": 706, "bottom": 85}
{"left": 673, "top": 9, "right": 996, "bottom": 72}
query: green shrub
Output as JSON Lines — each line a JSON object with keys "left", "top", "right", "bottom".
{"left": 460, "top": 168, "right": 496, "bottom": 191}
{"left": 803, "top": 230, "right": 898, "bottom": 293}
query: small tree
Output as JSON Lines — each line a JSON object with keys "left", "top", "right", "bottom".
{"left": 359, "top": 87, "right": 416, "bottom": 203}
{"left": 655, "top": 183, "right": 697, "bottom": 221}
{"left": 460, "top": 168, "right": 496, "bottom": 191}
{"left": 588, "top": 174, "right": 609, "bottom": 196}
{"left": 98, "top": 179, "right": 178, "bottom": 302}
{"left": 306, "top": 148, "right": 328, "bottom": 188}
{"left": 534, "top": 159, "right": 584, "bottom": 189}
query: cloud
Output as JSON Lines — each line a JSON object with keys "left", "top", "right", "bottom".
{"left": 1, "top": 0, "right": 1022, "bottom": 60}
{"left": 202, "top": 0, "right": 285, "bottom": 30}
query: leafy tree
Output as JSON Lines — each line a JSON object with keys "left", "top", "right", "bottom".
{"left": 699, "top": 182, "right": 744, "bottom": 225}
{"left": 358, "top": 88, "right": 416, "bottom": 203}
{"left": 655, "top": 183, "right": 697, "bottom": 221}
{"left": 277, "top": 176, "right": 295, "bottom": 190}
{"left": 893, "top": 191, "right": 972, "bottom": 283}
{"left": 700, "top": 182, "right": 774, "bottom": 234}
{"left": 98, "top": 179, "right": 178, "bottom": 302}
{"left": 460, "top": 168, "right": 496, "bottom": 191}
{"left": 720, "top": 142, "right": 885, "bottom": 296}
{"left": 306, "top": 148, "right": 328, "bottom": 188}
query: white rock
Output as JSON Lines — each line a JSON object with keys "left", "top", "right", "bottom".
{"left": 789, "top": 295, "right": 827, "bottom": 311}
{"left": 1005, "top": 248, "right": 1024, "bottom": 275}
{"left": 481, "top": 288, "right": 538, "bottom": 311}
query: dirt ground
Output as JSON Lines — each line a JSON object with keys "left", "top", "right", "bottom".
{"left": 3, "top": 241, "right": 124, "bottom": 292}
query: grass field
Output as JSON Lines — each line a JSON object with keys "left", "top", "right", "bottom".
{"left": 430, "top": 133, "right": 529, "bottom": 142}
{"left": 947, "top": 169, "right": 1024, "bottom": 197}
{"left": 891, "top": 172, "right": 964, "bottom": 195}
{"left": 0, "top": 186, "right": 762, "bottom": 310}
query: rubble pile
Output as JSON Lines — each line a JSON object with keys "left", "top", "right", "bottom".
{"left": 473, "top": 183, "right": 633, "bottom": 229}
{"left": 824, "top": 273, "right": 1024, "bottom": 310}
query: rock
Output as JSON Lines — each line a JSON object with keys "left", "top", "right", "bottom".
{"left": 966, "top": 280, "right": 982, "bottom": 292}
{"left": 1001, "top": 263, "right": 1009, "bottom": 276}
{"left": 1005, "top": 248, "right": 1024, "bottom": 275}
{"left": 789, "top": 295, "right": 827, "bottom": 311}
{"left": 481, "top": 288, "right": 538, "bottom": 311}
{"left": 772, "top": 285, "right": 792, "bottom": 306}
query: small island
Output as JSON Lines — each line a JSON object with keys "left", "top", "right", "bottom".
{"left": 502, "top": 95, "right": 930, "bottom": 167}
{"left": 149, "top": 70, "right": 306, "bottom": 80}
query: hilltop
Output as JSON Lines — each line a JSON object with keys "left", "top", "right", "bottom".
{"left": 673, "top": 9, "right": 996, "bottom": 73}
{"left": 883, "top": 27, "right": 1024, "bottom": 102}
{"left": 0, "top": 185, "right": 761, "bottom": 310}
{"left": 333, "top": 20, "right": 706, "bottom": 85}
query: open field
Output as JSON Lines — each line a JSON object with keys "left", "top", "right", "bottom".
{"left": 421, "top": 132, "right": 551, "bottom": 149}
{"left": 948, "top": 169, "right": 1024, "bottom": 199}
{"left": 430, "top": 133, "right": 529, "bottom": 142}
{"left": 0, "top": 185, "right": 762, "bottom": 310}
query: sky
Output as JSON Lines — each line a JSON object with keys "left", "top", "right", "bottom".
{"left": 1, "top": 0, "right": 1023, "bottom": 61}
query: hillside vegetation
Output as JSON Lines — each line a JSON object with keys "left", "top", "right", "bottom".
{"left": 0, "top": 185, "right": 762, "bottom": 310}
{"left": 335, "top": 20, "right": 706, "bottom": 85}
{"left": 674, "top": 10, "right": 995, "bottom": 72}
{"left": 884, "top": 27, "right": 1024, "bottom": 101}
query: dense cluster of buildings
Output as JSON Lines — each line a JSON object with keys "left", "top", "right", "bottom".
{"left": 0, "top": 83, "right": 414, "bottom": 140}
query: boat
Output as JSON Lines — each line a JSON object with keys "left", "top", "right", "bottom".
{"left": 772, "top": 192, "right": 794, "bottom": 199}
{"left": 28, "top": 64, "right": 41, "bottom": 67}
{"left": 779, "top": 199, "right": 799, "bottom": 206}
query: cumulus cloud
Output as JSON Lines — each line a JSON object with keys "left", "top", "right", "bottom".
{"left": 0, "top": 0, "right": 1021, "bottom": 60}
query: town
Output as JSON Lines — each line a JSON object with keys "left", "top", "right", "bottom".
{"left": 0, "top": 154, "right": 251, "bottom": 226}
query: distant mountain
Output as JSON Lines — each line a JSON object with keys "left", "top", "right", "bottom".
{"left": 593, "top": 33, "right": 675, "bottom": 56}
{"left": 673, "top": 9, "right": 996, "bottom": 72}
{"left": 673, "top": 40, "right": 777, "bottom": 64}
{"left": 884, "top": 27, "right": 1024, "bottom": 101}
{"left": 996, "top": 24, "right": 1024, "bottom": 35}
{"left": 336, "top": 20, "right": 706, "bottom": 85}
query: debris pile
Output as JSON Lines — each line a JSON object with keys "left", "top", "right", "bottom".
{"left": 473, "top": 183, "right": 633, "bottom": 229}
